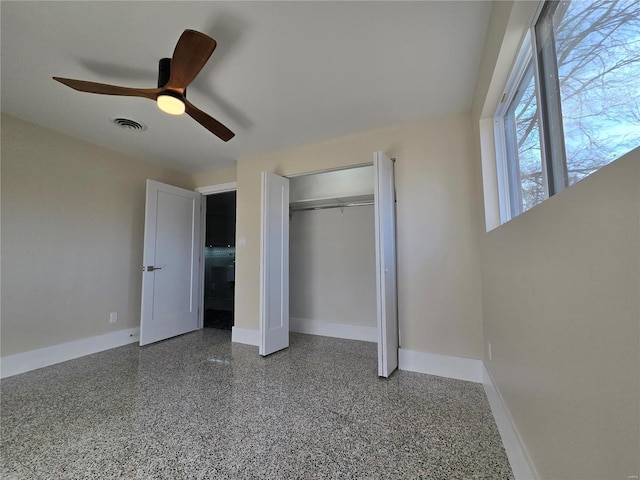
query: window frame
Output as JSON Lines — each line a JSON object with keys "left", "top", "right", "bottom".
{"left": 534, "top": 0, "right": 569, "bottom": 196}
{"left": 493, "top": 0, "right": 639, "bottom": 223}
{"left": 494, "top": 26, "right": 549, "bottom": 222}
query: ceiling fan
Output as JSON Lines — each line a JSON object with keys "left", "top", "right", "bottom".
{"left": 53, "top": 29, "right": 234, "bottom": 142}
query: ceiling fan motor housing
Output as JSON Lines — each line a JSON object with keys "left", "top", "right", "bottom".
{"left": 158, "top": 58, "right": 185, "bottom": 100}
{"left": 158, "top": 57, "right": 186, "bottom": 100}
{"left": 158, "top": 58, "right": 172, "bottom": 88}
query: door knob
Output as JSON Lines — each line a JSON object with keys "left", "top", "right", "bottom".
{"left": 144, "top": 266, "right": 162, "bottom": 272}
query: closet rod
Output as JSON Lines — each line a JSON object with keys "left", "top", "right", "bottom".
{"left": 290, "top": 201, "right": 374, "bottom": 212}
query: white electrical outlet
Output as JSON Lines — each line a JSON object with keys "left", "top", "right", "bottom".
{"left": 109, "top": 312, "right": 118, "bottom": 324}
{"left": 488, "top": 342, "right": 492, "bottom": 361}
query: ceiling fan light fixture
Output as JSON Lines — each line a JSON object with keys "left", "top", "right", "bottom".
{"left": 157, "top": 93, "right": 185, "bottom": 115}
{"left": 53, "top": 30, "right": 234, "bottom": 141}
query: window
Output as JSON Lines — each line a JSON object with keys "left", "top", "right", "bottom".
{"left": 497, "top": 34, "right": 547, "bottom": 218}
{"left": 495, "top": 0, "right": 640, "bottom": 222}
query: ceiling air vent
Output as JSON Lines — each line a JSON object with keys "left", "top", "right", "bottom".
{"left": 111, "top": 117, "right": 147, "bottom": 131}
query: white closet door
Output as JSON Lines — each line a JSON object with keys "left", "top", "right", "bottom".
{"left": 374, "top": 152, "right": 399, "bottom": 377}
{"left": 140, "top": 180, "right": 202, "bottom": 346}
{"left": 259, "top": 172, "right": 290, "bottom": 356}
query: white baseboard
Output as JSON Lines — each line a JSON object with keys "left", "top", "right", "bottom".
{"left": 1, "top": 327, "right": 140, "bottom": 379}
{"left": 289, "top": 317, "right": 377, "bottom": 342}
{"left": 231, "top": 326, "right": 260, "bottom": 346}
{"left": 482, "top": 365, "right": 539, "bottom": 480}
{"left": 398, "top": 348, "right": 484, "bottom": 383}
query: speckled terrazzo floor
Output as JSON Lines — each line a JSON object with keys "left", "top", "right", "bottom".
{"left": 1, "top": 330, "right": 514, "bottom": 479}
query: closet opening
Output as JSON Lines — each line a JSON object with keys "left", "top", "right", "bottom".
{"left": 203, "top": 191, "right": 236, "bottom": 331}
{"left": 288, "top": 165, "right": 378, "bottom": 344}
{"left": 260, "top": 152, "right": 397, "bottom": 375}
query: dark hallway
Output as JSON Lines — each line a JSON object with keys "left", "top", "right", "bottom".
{"left": 203, "top": 191, "right": 236, "bottom": 330}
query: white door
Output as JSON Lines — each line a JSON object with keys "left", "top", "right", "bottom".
{"left": 374, "top": 152, "right": 399, "bottom": 377}
{"left": 140, "top": 180, "right": 202, "bottom": 346}
{"left": 259, "top": 172, "right": 290, "bottom": 356}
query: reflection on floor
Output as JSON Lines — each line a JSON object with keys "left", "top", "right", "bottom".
{"left": 0, "top": 330, "right": 514, "bottom": 479}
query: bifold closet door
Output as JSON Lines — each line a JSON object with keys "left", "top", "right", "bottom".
{"left": 374, "top": 152, "right": 399, "bottom": 377}
{"left": 259, "top": 172, "right": 290, "bottom": 356}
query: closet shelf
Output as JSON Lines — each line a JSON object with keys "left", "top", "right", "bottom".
{"left": 290, "top": 194, "right": 374, "bottom": 212}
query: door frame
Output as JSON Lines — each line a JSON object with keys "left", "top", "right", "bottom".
{"left": 195, "top": 182, "right": 238, "bottom": 329}
{"left": 285, "top": 162, "right": 373, "bottom": 179}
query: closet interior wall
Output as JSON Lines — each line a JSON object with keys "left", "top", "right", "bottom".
{"left": 288, "top": 166, "right": 377, "bottom": 342}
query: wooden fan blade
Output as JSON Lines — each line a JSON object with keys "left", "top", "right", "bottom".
{"left": 185, "top": 99, "right": 234, "bottom": 142}
{"left": 53, "top": 77, "right": 161, "bottom": 100}
{"left": 166, "top": 30, "right": 217, "bottom": 91}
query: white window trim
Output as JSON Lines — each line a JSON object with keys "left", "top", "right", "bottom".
{"left": 493, "top": 1, "right": 546, "bottom": 223}
{"left": 494, "top": 29, "right": 536, "bottom": 222}
{"left": 477, "top": 0, "right": 544, "bottom": 231}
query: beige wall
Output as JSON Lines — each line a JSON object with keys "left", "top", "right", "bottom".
{"left": 191, "top": 166, "right": 237, "bottom": 187}
{"left": 210, "top": 115, "right": 484, "bottom": 359}
{"left": 290, "top": 205, "right": 376, "bottom": 329}
{"left": 1, "top": 115, "right": 193, "bottom": 357}
{"left": 473, "top": 1, "right": 640, "bottom": 477}
{"left": 480, "top": 150, "right": 639, "bottom": 479}
{"left": 2, "top": 113, "right": 484, "bottom": 361}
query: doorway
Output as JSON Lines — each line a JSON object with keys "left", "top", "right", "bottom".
{"left": 203, "top": 191, "right": 236, "bottom": 331}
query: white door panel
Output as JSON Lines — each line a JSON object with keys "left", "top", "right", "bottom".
{"left": 374, "top": 152, "right": 399, "bottom": 377}
{"left": 259, "top": 172, "right": 290, "bottom": 356}
{"left": 140, "top": 180, "right": 201, "bottom": 346}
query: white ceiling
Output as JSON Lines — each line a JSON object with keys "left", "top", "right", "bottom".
{"left": 1, "top": 1, "right": 492, "bottom": 174}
